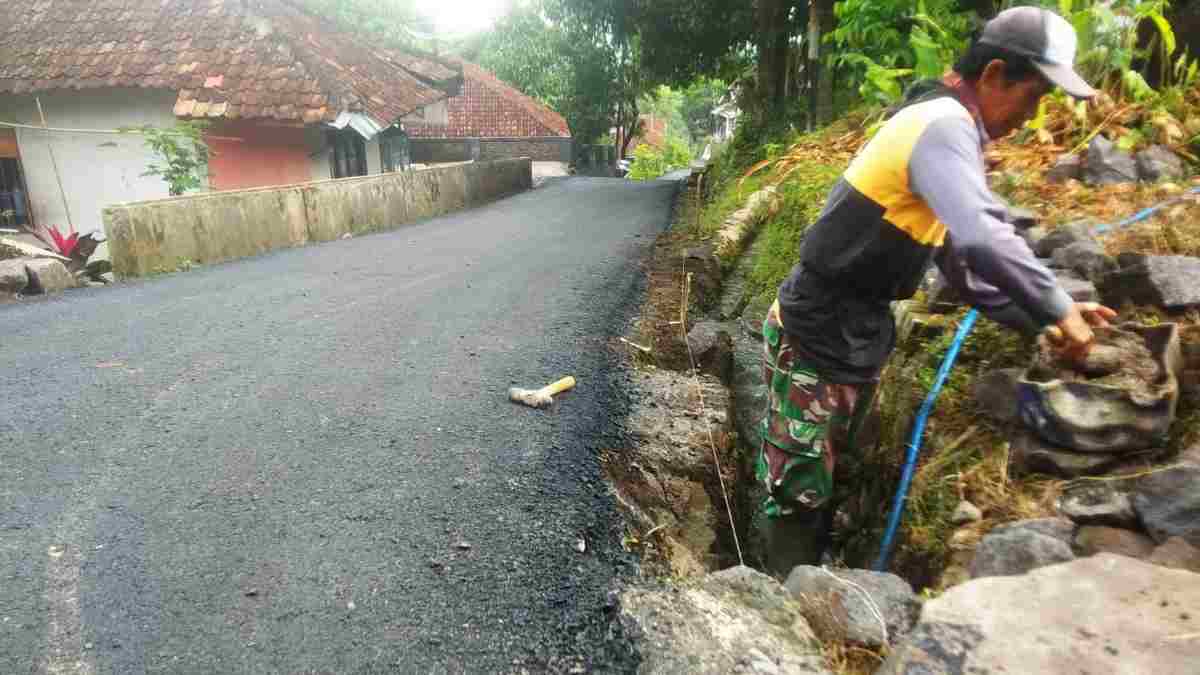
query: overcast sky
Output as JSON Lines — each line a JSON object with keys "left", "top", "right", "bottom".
{"left": 415, "top": 0, "right": 511, "bottom": 36}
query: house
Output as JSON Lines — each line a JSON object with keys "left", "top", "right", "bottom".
{"left": 0, "top": 0, "right": 462, "bottom": 239}
{"left": 618, "top": 114, "right": 670, "bottom": 159}
{"left": 404, "top": 60, "right": 572, "bottom": 165}
{"left": 712, "top": 101, "right": 740, "bottom": 143}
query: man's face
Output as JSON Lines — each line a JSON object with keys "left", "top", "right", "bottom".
{"left": 976, "top": 59, "right": 1053, "bottom": 139}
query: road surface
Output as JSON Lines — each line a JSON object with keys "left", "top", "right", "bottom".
{"left": 0, "top": 176, "right": 680, "bottom": 673}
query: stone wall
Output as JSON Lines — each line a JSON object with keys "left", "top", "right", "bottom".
{"left": 410, "top": 137, "right": 573, "bottom": 164}
{"left": 479, "top": 138, "right": 572, "bottom": 162}
{"left": 102, "top": 159, "right": 532, "bottom": 278}
{"left": 409, "top": 138, "right": 476, "bottom": 163}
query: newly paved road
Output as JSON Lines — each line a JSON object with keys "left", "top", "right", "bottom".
{"left": 0, "top": 177, "right": 678, "bottom": 673}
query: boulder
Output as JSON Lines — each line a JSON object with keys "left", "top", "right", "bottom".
{"left": 1073, "top": 525, "right": 1156, "bottom": 559}
{"left": 970, "top": 523, "right": 1075, "bottom": 578}
{"left": 1045, "top": 153, "right": 1083, "bottom": 184}
{"left": 1146, "top": 537, "right": 1200, "bottom": 573}
{"left": 972, "top": 368, "right": 1022, "bottom": 424}
{"left": 1100, "top": 255, "right": 1200, "bottom": 310}
{"left": 0, "top": 258, "right": 29, "bottom": 293}
{"left": 1032, "top": 221, "right": 1096, "bottom": 258}
{"left": 783, "top": 566, "right": 921, "bottom": 649}
{"left": 1136, "top": 145, "right": 1186, "bottom": 182}
{"left": 619, "top": 566, "right": 829, "bottom": 675}
{"left": 1084, "top": 135, "right": 1139, "bottom": 185}
{"left": 1057, "top": 483, "right": 1137, "bottom": 529}
{"left": 880, "top": 555, "right": 1200, "bottom": 674}
{"left": 1051, "top": 241, "right": 1116, "bottom": 283}
{"left": 23, "top": 258, "right": 75, "bottom": 295}
{"left": 1009, "top": 431, "right": 1127, "bottom": 479}
{"left": 1132, "top": 446, "right": 1200, "bottom": 546}
{"left": 687, "top": 320, "right": 733, "bottom": 382}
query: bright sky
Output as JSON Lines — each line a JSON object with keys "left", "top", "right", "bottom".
{"left": 415, "top": 0, "right": 511, "bottom": 36}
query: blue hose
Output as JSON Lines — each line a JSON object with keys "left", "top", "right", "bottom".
{"left": 872, "top": 184, "right": 1200, "bottom": 572}
{"left": 873, "top": 309, "right": 978, "bottom": 571}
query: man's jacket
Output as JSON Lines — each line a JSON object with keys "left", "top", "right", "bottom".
{"left": 777, "top": 81, "right": 1072, "bottom": 384}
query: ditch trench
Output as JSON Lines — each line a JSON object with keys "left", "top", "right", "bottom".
{"left": 610, "top": 178, "right": 905, "bottom": 584}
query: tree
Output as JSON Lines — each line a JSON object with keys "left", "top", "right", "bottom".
{"left": 679, "top": 78, "right": 728, "bottom": 143}
{"left": 297, "top": 0, "right": 433, "bottom": 48}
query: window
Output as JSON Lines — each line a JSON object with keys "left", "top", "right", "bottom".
{"left": 0, "top": 129, "right": 31, "bottom": 227}
{"left": 379, "top": 127, "right": 410, "bottom": 173}
{"left": 330, "top": 129, "right": 367, "bottom": 178}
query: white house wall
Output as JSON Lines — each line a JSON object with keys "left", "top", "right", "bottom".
{"left": 0, "top": 89, "right": 186, "bottom": 256}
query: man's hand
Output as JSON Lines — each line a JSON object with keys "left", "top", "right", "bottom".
{"left": 1045, "top": 302, "right": 1118, "bottom": 355}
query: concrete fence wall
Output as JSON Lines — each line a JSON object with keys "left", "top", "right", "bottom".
{"left": 103, "top": 158, "right": 532, "bottom": 278}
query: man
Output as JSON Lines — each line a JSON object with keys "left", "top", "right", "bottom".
{"left": 757, "top": 6, "right": 1116, "bottom": 573}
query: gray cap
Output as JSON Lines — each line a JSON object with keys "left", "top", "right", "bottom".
{"left": 979, "top": 6, "right": 1097, "bottom": 99}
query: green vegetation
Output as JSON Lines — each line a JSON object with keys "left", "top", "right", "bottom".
{"left": 125, "top": 122, "right": 211, "bottom": 197}
{"left": 627, "top": 139, "right": 693, "bottom": 181}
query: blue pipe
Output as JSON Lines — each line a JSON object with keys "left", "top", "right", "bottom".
{"left": 873, "top": 185, "right": 1200, "bottom": 572}
{"left": 873, "top": 308, "right": 978, "bottom": 571}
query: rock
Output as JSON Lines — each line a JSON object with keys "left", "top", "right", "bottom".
{"left": 951, "top": 500, "right": 983, "bottom": 526}
{"left": 1009, "top": 431, "right": 1127, "bottom": 479}
{"left": 893, "top": 300, "right": 946, "bottom": 345}
{"left": 783, "top": 566, "right": 921, "bottom": 649}
{"left": 922, "top": 271, "right": 963, "bottom": 313}
{"left": 1100, "top": 255, "right": 1200, "bottom": 310}
{"left": 990, "top": 517, "right": 1076, "bottom": 546}
{"left": 970, "top": 524, "right": 1076, "bottom": 578}
{"left": 1146, "top": 537, "right": 1200, "bottom": 573}
{"left": 1057, "top": 483, "right": 1137, "bottom": 529}
{"left": 687, "top": 320, "right": 733, "bottom": 382}
{"left": 880, "top": 555, "right": 1200, "bottom": 674}
{"left": 1132, "top": 446, "right": 1200, "bottom": 546}
{"left": 619, "top": 566, "right": 829, "bottom": 675}
{"left": 1045, "top": 153, "right": 1083, "bottom": 184}
{"left": 1032, "top": 220, "right": 1096, "bottom": 258}
{"left": 972, "top": 368, "right": 1022, "bottom": 423}
{"left": 1054, "top": 270, "right": 1098, "bottom": 302}
{"left": 1136, "top": 145, "right": 1186, "bottom": 182}
{"left": 1084, "top": 135, "right": 1139, "bottom": 185}
{"left": 23, "top": 258, "right": 75, "bottom": 295}
{"left": 0, "top": 258, "right": 29, "bottom": 293}
{"left": 1074, "top": 525, "right": 1156, "bottom": 559}
{"left": 1051, "top": 240, "right": 1116, "bottom": 283}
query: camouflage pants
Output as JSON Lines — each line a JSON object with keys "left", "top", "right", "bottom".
{"left": 757, "top": 302, "right": 868, "bottom": 518}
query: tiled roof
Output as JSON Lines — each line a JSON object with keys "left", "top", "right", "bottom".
{"left": 407, "top": 60, "right": 570, "bottom": 139}
{"left": 0, "top": 0, "right": 461, "bottom": 126}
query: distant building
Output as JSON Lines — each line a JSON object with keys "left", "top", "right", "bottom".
{"left": 0, "top": 0, "right": 461, "bottom": 236}
{"left": 405, "top": 60, "right": 572, "bottom": 165}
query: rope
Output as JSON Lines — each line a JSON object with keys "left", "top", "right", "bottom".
{"left": 680, "top": 251, "right": 745, "bottom": 566}
{"left": 817, "top": 566, "right": 889, "bottom": 645}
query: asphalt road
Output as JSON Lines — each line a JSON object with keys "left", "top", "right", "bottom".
{"left": 0, "top": 176, "right": 679, "bottom": 674}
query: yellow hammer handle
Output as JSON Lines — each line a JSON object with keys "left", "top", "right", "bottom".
{"left": 539, "top": 376, "right": 577, "bottom": 397}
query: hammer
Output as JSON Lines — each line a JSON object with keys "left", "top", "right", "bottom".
{"left": 508, "top": 376, "right": 577, "bottom": 409}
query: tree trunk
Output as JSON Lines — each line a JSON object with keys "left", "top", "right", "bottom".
{"left": 812, "top": 0, "right": 837, "bottom": 126}
{"left": 756, "top": 0, "right": 794, "bottom": 112}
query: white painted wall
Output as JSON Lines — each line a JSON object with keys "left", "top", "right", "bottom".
{"left": 0, "top": 88, "right": 186, "bottom": 259}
